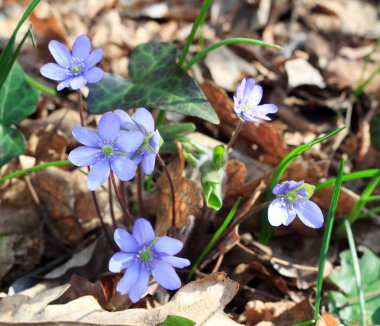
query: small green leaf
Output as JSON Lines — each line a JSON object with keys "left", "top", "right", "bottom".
{"left": 0, "top": 125, "right": 25, "bottom": 165}
{"left": 0, "top": 62, "right": 39, "bottom": 126}
{"left": 327, "top": 247, "right": 380, "bottom": 325}
{"left": 88, "top": 42, "right": 219, "bottom": 124}
{"left": 159, "top": 315, "right": 195, "bottom": 326}
{"left": 158, "top": 123, "right": 196, "bottom": 142}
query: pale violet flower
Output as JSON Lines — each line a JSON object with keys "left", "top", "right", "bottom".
{"left": 268, "top": 180, "right": 324, "bottom": 228}
{"left": 234, "top": 78, "right": 278, "bottom": 123}
{"left": 68, "top": 112, "right": 137, "bottom": 190}
{"left": 114, "top": 108, "right": 162, "bottom": 175}
{"left": 40, "top": 34, "right": 104, "bottom": 91}
{"left": 109, "top": 218, "right": 190, "bottom": 303}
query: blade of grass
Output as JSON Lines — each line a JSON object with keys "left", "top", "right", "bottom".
{"left": 293, "top": 321, "right": 315, "bottom": 326}
{"left": 187, "top": 197, "right": 241, "bottom": 281}
{"left": 259, "top": 126, "right": 346, "bottom": 244}
{"left": 336, "top": 171, "right": 380, "bottom": 236}
{"left": 184, "top": 37, "right": 281, "bottom": 71}
{"left": 354, "top": 61, "right": 380, "bottom": 97}
{"left": 178, "top": 0, "right": 212, "bottom": 67}
{"left": 0, "top": 0, "right": 40, "bottom": 75}
{"left": 316, "top": 169, "right": 380, "bottom": 191}
{"left": 25, "top": 74, "right": 62, "bottom": 97}
{"left": 314, "top": 159, "right": 345, "bottom": 322}
{"left": 0, "top": 160, "right": 71, "bottom": 183}
{"left": 357, "top": 206, "right": 380, "bottom": 219}
{"left": 344, "top": 219, "right": 367, "bottom": 326}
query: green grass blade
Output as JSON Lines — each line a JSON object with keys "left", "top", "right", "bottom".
{"left": 0, "top": 0, "right": 41, "bottom": 73}
{"left": 344, "top": 219, "right": 367, "bottom": 326}
{"left": 292, "top": 321, "right": 315, "bottom": 326}
{"left": 357, "top": 206, "right": 380, "bottom": 219}
{"left": 178, "top": 0, "right": 212, "bottom": 67}
{"left": 0, "top": 160, "right": 71, "bottom": 183}
{"left": 316, "top": 169, "right": 380, "bottom": 191}
{"left": 25, "top": 74, "right": 62, "bottom": 97}
{"left": 259, "top": 126, "right": 346, "bottom": 244}
{"left": 314, "top": 159, "right": 345, "bottom": 321}
{"left": 187, "top": 197, "right": 241, "bottom": 281}
{"left": 354, "top": 61, "right": 380, "bottom": 97}
{"left": 184, "top": 37, "right": 281, "bottom": 71}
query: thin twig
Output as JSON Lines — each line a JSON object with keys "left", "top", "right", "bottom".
{"left": 226, "top": 120, "right": 243, "bottom": 151}
{"left": 110, "top": 172, "right": 134, "bottom": 226}
{"left": 108, "top": 177, "right": 117, "bottom": 229}
{"left": 76, "top": 89, "right": 85, "bottom": 127}
{"left": 157, "top": 154, "right": 176, "bottom": 236}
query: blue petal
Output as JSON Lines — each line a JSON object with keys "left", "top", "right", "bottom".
{"left": 114, "top": 110, "right": 139, "bottom": 131}
{"left": 236, "top": 78, "right": 246, "bottom": 100}
{"left": 243, "top": 78, "right": 255, "bottom": 98}
{"left": 268, "top": 197, "right": 296, "bottom": 226}
{"left": 133, "top": 108, "right": 154, "bottom": 134}
{"left": 110, "top": 155, "right": 137, "bottom": 181}
{"left": 40, "top": 63, "right": 67, "bottom": 81}
{"left": 72, "top": 34, "right": 91, "bottom": 59}
{"left": 153, "top": 236, "right": 183, "bottom": 255}
{"left": 116, "top": 130, "right": 144, "bottom": 153}
{"left": 68, "top": 146, "right": 99, "bottom": 167}
{"left": 294, "top": 199, "right": 324, "bottom": 228}
{"left": 57, "top": 78, "right": 72, "bottom": 91}
{"left": 84, "top": 67, "right": 104, "bottom": 83}
{"left": 142, "top": 151, "right": 156, "bottom": 175}
{"left": 87, "top": 159, "right": 110, "bottom": 190}
{"left": 152, "top": 260, "right": 181, "bottom": 290}
{"left": 132, "top": 218, "right": 155, "bottom": 246}
{"left": 249, "top": 85, "right": 263, "bottom": 105}
{"left": 114, "top": 228, "right": 139, "bottom": 252}
{"left": 132, "top": 153, "right": 143, "bottom": 164}
{"left": 85, "top": 48, "right": 103, "bottom": 68}
{"left": 98, "top": 112, "right": 120, "bottom": 141}
{"left": 70, "top": 76, "right": 87, "bottom": 90}
{"left": 48, "top": 40, "right": 71, "bottom": 67}
{"left": 128, "top": 265, "right": 149, "bottom": 303}
{"left": 160, "top": 255, "right": 190, "bottom": 268}
{"left": 72, "top": 126, "right": 101, "bottom": 147}
{"left": 116, "top": 262, "right": 140, "bottom": 295}
{"left": 257, "top": 104, "right": 278, "bottom": 115}
{"left": 150, "top": 130, "right": 161, "bottom": 152}
{"left": 109, "top": 252, "right": 135, "bottom": 273}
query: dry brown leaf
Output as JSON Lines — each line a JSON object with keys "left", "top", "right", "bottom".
{"left": 271, "top": 298, "right": 314, "bottom": 325}
{"left": 0, "top": 272, "right": 240, "bottom": 325}
{"left": 317, "top": 313, "right": 343, "bottom": 326}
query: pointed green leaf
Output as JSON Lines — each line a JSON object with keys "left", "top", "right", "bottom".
{"left": 0, "top": 125, "right": 25, "bottom": 165}
{"left": 159, "top": 315, "right": 195, "bottom": 326}
{"left": 0, "top": 62, "right": 39, "bottom": 126}
{"left": 88, "top": 42, "right": 219, "bottom": 124}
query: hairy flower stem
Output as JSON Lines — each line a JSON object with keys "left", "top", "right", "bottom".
{"left": 76, "top": 89, "right": 85, "bottom": 127}
{"left": 110, "top": 172, "right": 134, "bottom": 226}
{"left": 226, "top": 120, "right": 243, "bottom": 151}
{"left": 108, "top": 178, "right": 117, "bottom": 229}
{"left": 157, "top": 154, "right": 176, "bottom": 236}
{"left": 137, "top": 165, "right": 144, "bottom": 216}
{"left": 76, "top": 89, "right": 113, "bottom": 249}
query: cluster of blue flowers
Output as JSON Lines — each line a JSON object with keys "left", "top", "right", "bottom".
{"left": 40, "top": 35, "right": 325, "bottom": 304}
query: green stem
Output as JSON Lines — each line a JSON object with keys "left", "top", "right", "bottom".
{"left": 344, "top": 219, "right": 367, "bottom": 326}
{"left": 184, "top": 37, "right": 281, "bottom": 71}
{"left": 0, "top": 160, "right": 71, "bottom": 183}
{"left": 357, "top": 206, "right": 380, "bottom": 219}
{"left": 314, "top": 159, "right": 345, "bottom": 322}
{"left": 155, "top": 110, "right": 166, "bottom": 127}
{"left": 187, "top": 197, "right": 241, "bottom": 281}
{"left": 25, "top": 74, "right": 61, "bottom": 97}
{"left": 354, "top": 61, "right": 380, "bottom": 97}
{"left": 293, "top": 321, "right": 315, "bottom": 326}
{"left": 178, "top": 0, "right": 213, "bottom": 67}
{"left": 365, "top": 195, "right": 380, "bottom": 202}
{"left": 316, "top": 169, "right": 380, "bottom": 191}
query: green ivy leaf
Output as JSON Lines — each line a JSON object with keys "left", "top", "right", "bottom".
{"left": 88, "top": 42, "right": 219, "bottom": 124}
{"left": 159, "top": 315, "right": 195, "bottom": 326}
{"left": 0, "top": 125, "right": 25, "bottom": 165}
{"left": 0, "top": 61, "right": 39, "bottom": 126}
{"left": 327, "top": 247, "right": 380, "bottom": 325}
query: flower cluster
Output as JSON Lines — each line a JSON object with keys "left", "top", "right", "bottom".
{"left": 40, "top": 34, "right": 104, "bottom": 90}
{"left": 268, "top": 180, "right": 324, "bottom": 228}
{"left": 68, "top": 109, "right": 161, "bottom": 190}
{"left": 109, "top": 218, "right": 190, "bottom": 303}
{"left": 234, "top": 78, "right": 278, "bottom": 123}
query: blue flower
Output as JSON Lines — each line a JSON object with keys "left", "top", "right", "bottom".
{"left": 68, "top": 112, "right": 137, "bottom": 190}
{"left": 268, "top": 180, "right": 324, "bottom": 228}
{"left": 234, "top": 78, "right": 278, "bottom": 123}
{"left": 114, "top": 108, "right": 162, "bottom": 175}
{"left": 40, "top": 34, "right": 104, "bottom": 91}
{"left": 109, "top": 218, "right": 190, "bottom": 303}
